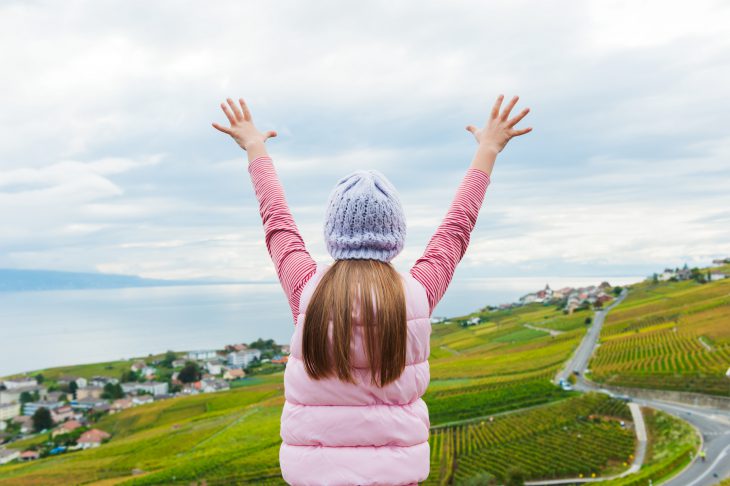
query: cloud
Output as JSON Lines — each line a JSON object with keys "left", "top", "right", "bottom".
{"left": 0, "top": 0, "right": 728, "bottom": 285}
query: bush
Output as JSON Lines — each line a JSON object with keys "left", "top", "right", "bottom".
{"left": 504, "top": 467, "right": 526, "bottom": 486}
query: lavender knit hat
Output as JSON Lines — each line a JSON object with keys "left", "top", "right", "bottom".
{"left": 324, "top": 169, "right": 406, "bottom": 262}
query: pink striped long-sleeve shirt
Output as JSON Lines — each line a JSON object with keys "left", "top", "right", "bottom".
{"left": 247, "top": 155, "right": 491, "bottom": 323}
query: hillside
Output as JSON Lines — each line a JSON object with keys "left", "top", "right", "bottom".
{"left": 589, "top": 262, "right": 730, "bottom": 396}
{"left": 2, "top": 268, "right": 722, "bottom": 484}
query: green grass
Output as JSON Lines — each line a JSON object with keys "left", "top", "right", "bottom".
{"left": 0, "top": 275, "right": 712, "bottom": 484}
{"left": 603, "top": 407, "right": 700, "bottom": 486}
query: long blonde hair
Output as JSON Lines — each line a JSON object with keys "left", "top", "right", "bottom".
{"left": 302, "top": 259, "right": 407, "bottom": 388}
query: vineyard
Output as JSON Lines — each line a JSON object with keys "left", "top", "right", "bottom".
{"left": 589, "top": 275, "right": 730, "bottom": 396}
{"left": 0, "top": 271, "right": 715, "bottom": 484}
{"left": 425, "top": 393, "right": 636, "bottom": 484}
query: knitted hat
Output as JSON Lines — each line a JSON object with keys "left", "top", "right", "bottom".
{"left": 324, "top": 169, "right": 406, "bottom": 262}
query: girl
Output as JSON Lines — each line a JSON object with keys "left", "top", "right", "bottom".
{"left": 213, "top": 95, "right": 531, "bottom": 486}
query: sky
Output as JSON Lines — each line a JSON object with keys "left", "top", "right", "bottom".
{"left": 1, "top": 0, "right": 729, "bottom": 285}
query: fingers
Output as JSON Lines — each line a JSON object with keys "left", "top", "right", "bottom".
{"left": 220, "top": 102, "right": 236, "bottom": 125}
{"left": 264, "top": 130, "right": 277, "bottom": 140}
{"left": 226, "top": 97, "right": 244, "bottom": 122}
{"left": 465, "top": 124, "right": 477, "bottom": 134}
{"left": 211, "top": 122, "right": 231, "bottom": 134}
{"left": 239, "top": 98, "right": 252, "bottom": 121}
{"left": 500, "top": 96, "right": 519, "bottom": 121}
{"left": 510, "top": 127, "right": 533, "bottom": 137}
{"left": 490, "top": 94, "right": 504, "bottom": 120}
{"left": 507, "top": 107, "right": 530, "bottom": 128}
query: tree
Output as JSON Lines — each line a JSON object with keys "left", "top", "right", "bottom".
{"left": 32, "top": 407, "right": 53, "bottom": 432}
{"left": 161, "top": 350, "right": 177, "bottom": 368}
{"left": 34, "top": 373, "right": 45, "bottom": 384}
{"left": 504, "top": 467, "right": 526, "bottom": 486}
{"left": 612, "top": 286, "right": 623, "bottom": 296}
{"left": 178, "top": 362, "right": 202, "bottom": 383}
{"left": 120, "top": 370, "right": 139, "bottom": 383}
{"left": 69, "top": 380, "right": 78, "bottom": 399}
{"left": 584, "top": 316, "right": 592, "bottom": 325}
{"left": 19, "top": 391, "right": 34, "bottom": 405}
{"left": 101, "top": 383, "right": 124, "bottom": 399}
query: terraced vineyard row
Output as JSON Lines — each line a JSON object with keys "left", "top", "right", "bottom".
{"left": 590, "top": 276, "right": 730, "bottom": 396}
{"left": 425, "top": 393, "right": 636, "bottom": 484}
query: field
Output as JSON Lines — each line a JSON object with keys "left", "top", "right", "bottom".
{"left": 0, "top": 274, "right": 713, "bottom": 484}
{"left": 426, "top": 393, "right": 636, "bottom": 485}
{"left": 589, "top": 271, "right": 730, "bottom": 396}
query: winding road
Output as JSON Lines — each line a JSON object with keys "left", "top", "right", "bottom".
{"left": 562, "top": 289, "right": 730, "bottom": 485}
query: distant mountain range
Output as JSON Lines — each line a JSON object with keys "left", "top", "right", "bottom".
{"left": 0, "top": 268, "right": 250, "bottom": 292}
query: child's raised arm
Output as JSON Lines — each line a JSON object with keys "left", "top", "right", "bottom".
{"left": 410, "top": 95, "right": 531, "bottom": 315}
{"left": 213, "top": 98, "right": 317, "bottom": 324}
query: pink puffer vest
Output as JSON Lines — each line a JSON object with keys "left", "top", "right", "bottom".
{"left": 279, "top": 262, "right": 432, "bottom": 486}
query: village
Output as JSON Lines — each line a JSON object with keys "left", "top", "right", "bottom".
{"left": 430, "top": 260, "right": 729, "bottom": 326}
{"left": 2, "top": 260, "right": 728, "bottom": 465}
{"left": 0, "top": 340, "right": 290, "bottom": 464}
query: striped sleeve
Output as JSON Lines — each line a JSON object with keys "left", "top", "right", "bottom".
{"left": 409, "top": 167, "right": 491, "bottom": 315}
{"left": 248, "top": 155, "right": 317, "bottom": 324}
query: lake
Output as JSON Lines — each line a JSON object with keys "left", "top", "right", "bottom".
{"left": 0, "top": 275, "right": 645, "bottom": 377}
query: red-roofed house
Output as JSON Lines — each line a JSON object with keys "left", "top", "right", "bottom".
{"left": 52, "top": 419, "right": 83, "bottom": 438}
{"left": 77, "top": 429, "right": 111, "bottom": 449}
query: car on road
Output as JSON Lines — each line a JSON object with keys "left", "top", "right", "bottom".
{"left": 558, "top": 379, "right": 573, "bottom": 391}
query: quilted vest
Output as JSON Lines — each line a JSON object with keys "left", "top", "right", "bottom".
{"left": 279, "top": 262, "right": 432, "bottom": 486}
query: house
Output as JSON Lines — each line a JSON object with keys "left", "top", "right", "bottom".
{"left": 709, "top": 272, "right": 727, "bottom": 281}
{"left": 51, "top": 405, "right": 75, "bottom": 423}
{"left": 57, "top": 375, "right": 88, "bottom": 388}
{"left": 223, "top": 368, "right": 245, "bottom": 380}
{"left": 227, "top": 349, "right": 262, "bottom": 368}
{"left": 519, "top": 293, "right": 537, "bottom": 304}
{"left": 137, "top": 381, "right": 168, "bottom": 396}
{"left": 172, "top": 358, "right": 188, "bottom": 368}
{"left": 19, "top": 450, "right": 40, "bottom": 461}
{"left": 76, "top": 386, "right": 104, "bottom": 400}
{"left": 280, "top": 344, "right": 291, "bottom": 354}
{"left": 2, "top": 377, "right": 37, "bottom": 390}
{"left": 131, "top": 395, "right": 154, "bottom": 406}
{"left": 225, "top": 343, "right": 249, "bottom": 353}
{"left": 12, "top": 415, "right": 33, "bottom": 433}
{"left": 110, "top": 398, "right": 133, "bottom": 413}
{"left": 140, "top": 366, "right": 157, "bottom": 379}
{"left": 0, "top": 403, "right": 20, "bottom": 421}
{"left": 23, "top": 400, "right": 64, "bottom": 417}
{"left": 595, "top": 294, "right": 613, "bottom": 304}
{"left": 89, "top": 376, "right": 119, "bottom": 388}
{"left": 271, "top": 356, "right": 289, "bottom": 364}
{"left": 70, "top": 399, "right": 107, "bottom": 411}
{"left": 0, "top": 447, "right": 20, "bottom": 464}
{"left": 130, "top": 361, "right": 147, "bottom": 373}
{"left": 77, "top": 429, "right": 111, "bottom": 449}
{"left": 187, "top": 350, "right": 218, "bottom": 361}
{"left": 52, "top": 419, "right": 83, "bottom": 438}
{"left": 205, "top": 360, "right": 223, "bottom": 375}
{"left": 200, "top": 379, "right": 230, "bottom": 393}
{"left": 1, "top": 386, "right": 42, "bottom": 405}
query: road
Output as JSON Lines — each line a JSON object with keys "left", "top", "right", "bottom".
{"left": 565, "top": 289, "right": 730, "bottom": 485}
{"left": 553, "top": 289, "right": 628, "bottom": 385}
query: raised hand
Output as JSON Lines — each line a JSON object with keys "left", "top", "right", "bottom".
{"left": 212, "top": 97, "right": 277, "bottom": 151}
{"left": 466, "top": 95, "right": 532, "bottom": 153}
